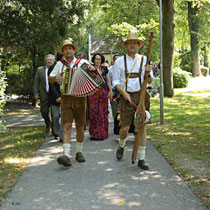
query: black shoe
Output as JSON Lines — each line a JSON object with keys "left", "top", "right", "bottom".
{"left": 138, "top": 160, "right": 149, "bottom": 170}
{"left": 59, "top": 138, "right": 62, "bottom": 143}
{"left": 57, "top": 155, "right": 72, "bottom": 167}
{"left": 55, "top": 134, "right": 59, "bottom": 139}
{"left": 75, "top": 152, "right": 86, "bottom": 162}
{"left": 116, "top": 146, "right": 124, "bottom": 160}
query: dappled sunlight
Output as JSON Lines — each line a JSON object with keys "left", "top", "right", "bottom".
{"left": 105, "top": 168, "right": 113, "bottom": 171}
{"left": 4, "top": 157, "right": 30, "bottom": 164}
{"left": 97, "top": 161, "right": 108, "bottom": 165}
{"left": 131, "top": 175, "right": 149, "bottom": 181}
{"left": 128, "top": 201, "right": 142, "bottom": 207}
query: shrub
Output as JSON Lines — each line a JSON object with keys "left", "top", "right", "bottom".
{"left": 173, "top": 68, "right": 191, "bottom": 88}
{"left": 0, "top": 69, "right": 7, "bottom": 130}
{"left": 200, "top": 66, "right": 209, "bottom": 76}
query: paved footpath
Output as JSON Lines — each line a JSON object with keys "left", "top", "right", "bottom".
{"left": 1, "top": 117, "right": 207, "bottom": 210}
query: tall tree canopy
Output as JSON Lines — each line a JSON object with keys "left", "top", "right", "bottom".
{"left": 0, "top": 0, "right": 87, "bottom": 95}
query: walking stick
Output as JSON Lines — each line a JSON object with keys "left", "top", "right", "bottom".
{"left": 132, "top": 32, "right": 154, "bottom": 164}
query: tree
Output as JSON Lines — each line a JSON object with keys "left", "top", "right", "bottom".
{"left": 156, "top": 0, "right": 175, "bottom": 97}
{"left": 188, "top": 1, "right": 201, "bottom": 76}
{"left": 0, "top": 0, "right": 87, "bottom": 96}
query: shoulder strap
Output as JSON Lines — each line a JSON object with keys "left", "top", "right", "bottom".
{"left": 124, "top": 55, "right": 128, "bottom": 92}
{"left": 61, "top": 63, "right": 65, "bottom": 76}
{"left": 74, "top": 58, "right": 82, "bottom": 68}
{"left": 139, "top": 55, "right": 144, "bottom": 87}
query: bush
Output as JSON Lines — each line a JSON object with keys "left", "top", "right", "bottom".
{"left": 179, "top": 50, "right": 192, "bottom": 73}
{"left": 200, "top": 66, "right": 209, "bottom": 76}
{"left": 0, "top": 69, "right": 7, "bottom": 130}
{"left": 173, "top": 68, "right": 191, "bottom": 88}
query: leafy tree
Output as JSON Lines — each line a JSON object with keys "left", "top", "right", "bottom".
{"left": 156, "top": 0, "right": 175, "bottom": 97}
{"left": 188, "top": 0, "right": 201, "bottom": 76}
{"left": 0, "top": 0, "right": 87, "bottom": 96}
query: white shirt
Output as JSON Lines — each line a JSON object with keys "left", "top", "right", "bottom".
{"left": 108, "top": 65, "right": 114, "bottom": 86}
{"left": 45, "top": 66, "right": 49, "bottom": 92}
{"left": 49, "top": 57, "right": 89, "bottom": 77}
{"left": 112, "top": 54, "right": 148, "bottom": 92}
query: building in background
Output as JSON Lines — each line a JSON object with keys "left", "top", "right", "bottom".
{"left": 90, "top": 35, "right": 119, "bottom": 65}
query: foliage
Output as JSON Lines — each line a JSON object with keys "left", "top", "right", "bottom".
{"left": 173, "top": 68, "right": 192, "bottom": 88}
{"left": 0, "top": 0, "right": 88, "bottom": 96}
{"left": 148, "top": 89, "right": 210, "bottom": 207}
{"left": 86, "top": 0, "right": 160, "bottom": 61}
{"left": 0, "top": 126, "right": 45, "bottom": 204}
{"left": 0, "top": 68, "right": 7, "bottom": 130}
{"left": 179, "top": 49, "right": 192, "bottom": 72}
{"left": 174, "top": 0, "right": 210, "bottom": 75}
{"left": 200, "top": 66, "right": 209, "bottom": 76}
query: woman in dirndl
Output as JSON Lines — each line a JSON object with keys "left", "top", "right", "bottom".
{"left": 88, "top": 54, "right": 112, "bottom": 140}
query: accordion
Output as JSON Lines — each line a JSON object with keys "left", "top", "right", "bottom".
{"left": 60, "top": 62, "right": 105, "bottom": 97}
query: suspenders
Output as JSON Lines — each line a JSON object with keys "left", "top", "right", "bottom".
{"left": 124, "top": 55, "right": 144, "bottom": 92}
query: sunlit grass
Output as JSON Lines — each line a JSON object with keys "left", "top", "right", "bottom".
{"left": 147, "top": 89, "right": 210, "bottom": 206}
{"left": 0, "top": 126, "right": 45, "bottom": 204}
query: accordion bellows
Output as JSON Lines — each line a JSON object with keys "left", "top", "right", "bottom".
{"left": 61, "top": 62, "right": 104, "bottom": 97}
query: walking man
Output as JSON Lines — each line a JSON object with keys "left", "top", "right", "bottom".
{"left": 33, "top": 54, "right": 55, "bottom": 134}
{"left": 49, "top": 39, "right": 94, "bottom": 167}
{"left": 112, "top": 33, "right": 152, "bottom": 170}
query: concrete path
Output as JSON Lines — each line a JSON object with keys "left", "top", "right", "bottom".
{"left": 6, "top": 113, "right": 44, "bottom": 128}
{"left": 1, "top": 121, "right": 206, "bottom": 210}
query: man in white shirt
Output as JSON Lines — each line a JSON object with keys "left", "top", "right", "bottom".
{"left": 112, "top": 33, "right": 152, "bottom": 170}
{"left": 49, "top": 39, "right": 94, "bottom": 167}
{"left": 33, "top": 54, "right": 55, "bottom": 134}
{"left": 109, "top": 54, "right": 120, "bottom": 120}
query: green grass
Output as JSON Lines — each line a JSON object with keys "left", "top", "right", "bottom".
{"left": 147, "top": 89, "right": 210, "bottom": 207}
{"left": 0, "top": 126, "right": 45, "bottom": 204}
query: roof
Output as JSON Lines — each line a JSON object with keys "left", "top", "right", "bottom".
{"left": 90, "top": 35, "right": 119, "bottom": 55}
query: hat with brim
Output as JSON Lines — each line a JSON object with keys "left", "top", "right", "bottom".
{"left": 58, "top": 39, "right": 79, "bottom": 54}
{"left": 121, "top": 33, "right": 144, "bottom": 49}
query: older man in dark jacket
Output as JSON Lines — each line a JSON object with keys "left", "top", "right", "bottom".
{"left": 33, "top": 54, "right": 55, "bottom": 134}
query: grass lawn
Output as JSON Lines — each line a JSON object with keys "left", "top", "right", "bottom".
{"left": 147, "top": 89, "right": 210, "bottom": 207}
{"left": 0, "top": 126, "right": 45, "bottom": 204}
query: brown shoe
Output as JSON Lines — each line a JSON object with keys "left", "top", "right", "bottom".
{"left": 138, "top": 160, "right": 149, "bottom": 170}
{"left": 75, "top": 152, "right": 86, "bottom": 162}
{"left": 57, "top": 155, "right": 72, "bottom": 167}
{"left": 45, "top": 126, "right": 50, "bottom": 134}
{"left": 116, "top": 146, "right": 124, "bottom": 160}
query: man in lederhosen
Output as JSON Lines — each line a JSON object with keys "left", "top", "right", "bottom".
{"left": 49, "top": 39, "right": 94, "bottom": 167}
{"left": 112, "top": 33, "right": 152, "bottom": 170}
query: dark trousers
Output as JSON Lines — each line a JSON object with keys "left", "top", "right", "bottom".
{"left": 40, "top": 101, "right": 51, "bottom": 128}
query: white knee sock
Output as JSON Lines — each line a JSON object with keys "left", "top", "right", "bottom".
{"left": 138, "top": 146, "right": 146, "bottom": 160}
{"left": 119, "top": 138, "right": 126, "bottom": 148}
{"left": 63, "top": 143, "right": 71, "bottom": 158}
{"left": 76, "top": 142, "right": 83, "bottom": 153}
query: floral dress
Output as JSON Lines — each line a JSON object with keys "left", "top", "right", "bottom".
{"left": 88, "top": 66, "right": 109, "bottom": 140}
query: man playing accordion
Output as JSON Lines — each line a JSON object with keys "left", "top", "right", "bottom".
{"left": 49, "top": 39, "right": 95, "bottom": 167}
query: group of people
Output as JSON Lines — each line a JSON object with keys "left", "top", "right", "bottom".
{"left": 33, "top": 32, "right": 153, "bottom": 170}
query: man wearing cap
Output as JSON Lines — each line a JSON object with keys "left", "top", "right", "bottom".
{"left": 112, "top": 33, "right": 153, "bottom": 170}
{"left": 49, "top": 39, "right": 94, "bottom": 167}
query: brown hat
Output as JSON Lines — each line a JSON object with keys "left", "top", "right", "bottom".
{"left": 121, "top": 33, "right": 144, "bottom": 49}
{"left": 58, "top": 38, "right": 79, "bottom": 54}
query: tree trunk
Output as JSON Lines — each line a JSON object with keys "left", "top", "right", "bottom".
{"left": 156, "top": 0, "right": 174, "bottom": 97}
{"left": 188, "top": 1, "right": 201, "bottom": 77}
{"left": 202, "top": 46, "right": 209, "bottom": 67}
